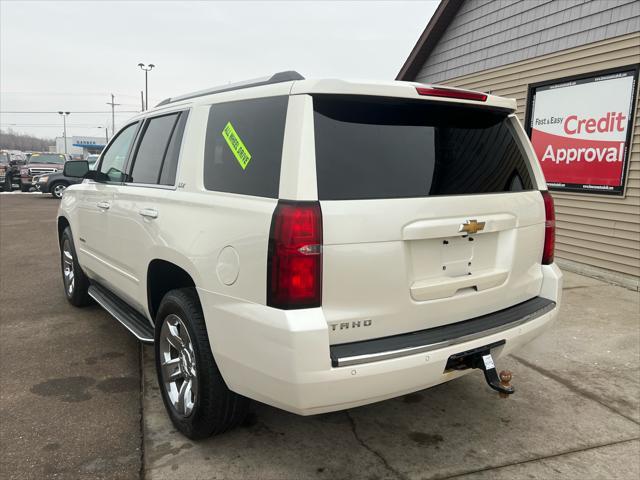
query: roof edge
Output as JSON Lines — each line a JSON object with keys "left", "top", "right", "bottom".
{"left": 396, "top": 0, "right": 462, "bottom": 81}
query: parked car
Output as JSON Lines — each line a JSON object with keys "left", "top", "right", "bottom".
{"left": 57, "top": 72, "right": 562, "bottom": 440}
{"left": 35, "top": 156, "right": 99, "bottom": 198}
{"left": 0, "top": 150, "right": 26, "bottom": 191}
{"left": 19, "top": 153, "right": 67, "bottom": 192}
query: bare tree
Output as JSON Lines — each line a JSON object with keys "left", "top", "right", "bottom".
{"left": 0, "top": 128, "right": 55, "bottom": 152}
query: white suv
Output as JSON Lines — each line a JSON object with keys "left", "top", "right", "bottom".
{"left": 58, "top": 71, "right": 562, "bottom": 439}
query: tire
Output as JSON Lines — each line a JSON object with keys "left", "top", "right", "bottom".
{"left": 4, "top": 176, "right": 13, "bottom": 191}
{"left": 51, "top": 181, "right": 68, "bottom": 199}
{"left": 154, "top": 288, "right": 250, "bottom": 439}
{"left": 20, "top": 183, "right": 30, "bottom": 192}
{"left": 60, "top": 226, "right": 92, "bottom": 306}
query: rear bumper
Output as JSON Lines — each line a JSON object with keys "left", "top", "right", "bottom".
{"left": 199, "top": 263, "right": 562, "bottom": 415}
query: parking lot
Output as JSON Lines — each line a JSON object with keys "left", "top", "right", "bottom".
{"left": 1, "top": 193, "right": 639, "bottom": 480}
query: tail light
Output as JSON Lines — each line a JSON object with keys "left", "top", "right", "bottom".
{"left": 267, "top": 201, "right": 322, "bottom": 309}
{"left": 541, "top": 191, "right": 555, "bottom": 265}
{"left": 416, "top": 86, "right": 487, "bottom": 102}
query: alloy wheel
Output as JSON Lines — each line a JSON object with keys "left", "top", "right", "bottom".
{"left": 53, "top": 183, "right": 67, "bottom": 199}
{"left": 159, "top": 314, "right": 198, "bottom": 417}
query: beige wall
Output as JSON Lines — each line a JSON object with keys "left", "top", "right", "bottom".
{"left": 438, "top": 32, "right": 640, "bottom": 281}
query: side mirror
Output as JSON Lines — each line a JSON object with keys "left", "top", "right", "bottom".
{"left": 63, "top": 160, "right": 89, "bottom": 178}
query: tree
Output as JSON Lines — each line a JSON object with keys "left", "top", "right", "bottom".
{"left": 0, "top": 128, "right": 55, "bottom": 152}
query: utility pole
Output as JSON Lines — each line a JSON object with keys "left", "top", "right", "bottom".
{"left": 106, "top": 94, "right": 120, "bottom": 136}
{"left": 57, "top": 111, "right": 70, "bottom": 154}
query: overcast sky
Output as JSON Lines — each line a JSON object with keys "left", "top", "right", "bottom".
{"left": 0, "top": 0, "right": 437, "bottom": 140}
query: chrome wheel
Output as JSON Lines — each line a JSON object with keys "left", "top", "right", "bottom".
{"left": 62, "top": 239, "right": 75, "bottom": 296}
{"left": 53, "top": 183, "right": 67, "bottom": 199}
{"left": 159, "top": 314, "right": 198, "bottom": 417}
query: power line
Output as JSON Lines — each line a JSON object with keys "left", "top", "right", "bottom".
{"left": 2, "top": 124, "right": 113, "bottom": 127}
{"left": 0, "top": 110, "right": 139, "bottom": 114}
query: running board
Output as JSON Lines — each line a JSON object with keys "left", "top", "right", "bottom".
{"left": 88, "top": 284, "right": 154, "bottom": 343}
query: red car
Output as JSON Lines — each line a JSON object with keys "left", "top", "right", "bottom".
{"left": 20, "top": 153, "right": 68, "bottom": 192}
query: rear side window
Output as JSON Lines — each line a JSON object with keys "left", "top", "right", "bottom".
{"left": 128, "top": 112, "right": 186, "bottom": 185}
{"left": 159, "top": 112, "right": 188, "bottom": 185}
{"left": 204, "top": 96, "right": 288, "bottom": 198}
{"left": 313, "top": 95, "right": 535, "bottom": 200}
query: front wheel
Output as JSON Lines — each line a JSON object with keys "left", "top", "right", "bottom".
{"left": 51, "top": 182, "right": 68, "bottom": 199}
{"left": 60, "top": 226, "right": 92, "bottom": 306}
{"left": 155, "top": 288, "right": 250, "bottom": 439}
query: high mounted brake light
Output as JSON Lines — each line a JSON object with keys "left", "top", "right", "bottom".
{"left": 267, "top": 201, "right": 322, "bottom": 309}
{"left": 541, "top": 191, "right": 555, "bottom": 265}
{"left": 416, "top": 86, "right": 487, "bottom": 102}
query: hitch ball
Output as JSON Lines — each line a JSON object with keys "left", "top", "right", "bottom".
{"left": 499, "top": 370, "right": 513, "bottom": 399}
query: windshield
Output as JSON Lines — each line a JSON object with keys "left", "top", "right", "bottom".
{"left": 28, "top": 154, "right": 66, "bottom": 164}
{"left": 313, "top": 95, "right": 535, "bottom": 200}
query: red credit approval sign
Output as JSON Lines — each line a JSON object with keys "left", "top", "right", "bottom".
{"left": 528, "top": 68, "right": 637, "bottom": 195}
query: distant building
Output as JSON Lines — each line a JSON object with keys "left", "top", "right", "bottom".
{"left": 56, "top": 136, "right": 105, "bottom": 157}
{"left": 398, "top": 0, "right": 640, "bottom": 288}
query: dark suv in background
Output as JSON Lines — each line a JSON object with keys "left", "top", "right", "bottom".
{"left": 36, "top": 155, "right": 99, "bottom": 198}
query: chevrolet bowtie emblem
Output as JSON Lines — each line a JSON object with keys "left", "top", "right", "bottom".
{"left": 459, "top": 219, "right": 485, "bottom": 234}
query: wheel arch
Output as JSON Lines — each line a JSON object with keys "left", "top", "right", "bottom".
{"left": 57, "top": 216, "right": 70, "bottom": 245}
{"left": 147, "top": 258, "right": 199, "bottom": 322}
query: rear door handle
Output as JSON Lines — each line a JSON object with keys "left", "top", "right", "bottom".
{"left": 139, "top": 208, "right": 158, "bottom": 219}
{"left": 96, "top": 201, "right": 111, "bottom": 210}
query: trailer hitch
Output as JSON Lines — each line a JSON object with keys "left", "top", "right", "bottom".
{"left": 446, "top": 342, "right": 514, "bottom": 397}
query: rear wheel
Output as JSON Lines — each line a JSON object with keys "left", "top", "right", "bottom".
{"left": 20, "top": 183, "right": 30, "bottom": 192}
{"left": 60, "top": 227, "right": 92, "bottom": 306}
{"left": 51, "top": 181, "right": 68, "bottom": 199}
{"left": 155, "top": 288, "right": 250, "bottom": 439}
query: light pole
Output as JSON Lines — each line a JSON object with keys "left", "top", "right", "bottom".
{"left": 137, "top": 63, "right": 155, "bottom": 110}
{"left": 97, "top": 126, "right": 109, "bottom": 144}
{"left": 57, "top": 111, "right": 70, "bottom": 154}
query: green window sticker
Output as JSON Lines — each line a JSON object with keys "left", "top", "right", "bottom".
{"left": 221, "top": 121, "right": 252, "bottom": 170}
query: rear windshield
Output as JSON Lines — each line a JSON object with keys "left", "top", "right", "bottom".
{"left": 313, "top": 95, "right": 535, "bottom": 200}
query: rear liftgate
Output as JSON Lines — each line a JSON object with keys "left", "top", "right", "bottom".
{"left": 445, "top": 340, "right": 514, "bottom": 397}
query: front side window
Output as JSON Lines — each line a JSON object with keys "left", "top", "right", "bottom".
{"left": 128, "top": 113, "right": 180, "bottom": 185}
{"left": 99, "top": 122, "right": 138, "bottom": 182}
{"left": 203, "top": 96, "right": 288, "bottom": 198}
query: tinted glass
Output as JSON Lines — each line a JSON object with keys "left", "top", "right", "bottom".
{"left": 99, "top": 123, "right": 138, "bottom": 182}
{"left": 203, "top": 96, "right": 288, "bottom": 198}
{"left": 313, "top": 96, "right": 534, "bottom": 200}
{"left": 129, "top": 113, "right": 179, "bottom": 184}
{"left": 159, "top": 111, "right": 188, "bottom": 185}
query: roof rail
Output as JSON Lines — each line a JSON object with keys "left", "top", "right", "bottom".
{"left": 155, "top": 71, "right": 304, "bottom": 107}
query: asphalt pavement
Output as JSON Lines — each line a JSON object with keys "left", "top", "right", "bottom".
{"left": 0, "top": 194, "right": 142, "bottom": 479}
{"left": 1, "top": 193, "right": 638, "bottom": 480}
{"left": 142, "top": 265, "right": 640, "bottom": 478}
